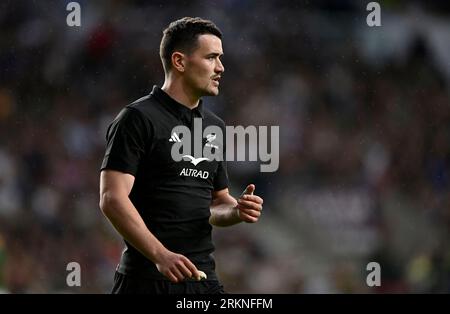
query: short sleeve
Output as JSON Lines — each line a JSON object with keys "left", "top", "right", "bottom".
{"left": 100, "top": 107, "right": 153, "bottom": 176}
{"left": 213, "top": 159, "right": 229, "bottom": 191}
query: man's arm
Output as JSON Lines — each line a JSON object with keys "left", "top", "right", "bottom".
{"left": 209, "top": 185, "right": 263, "bottom": 227}
{"left": 99, "top": 169, "right": 200, "bottom": 282}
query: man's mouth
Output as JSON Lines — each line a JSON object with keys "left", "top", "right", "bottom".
{"left": 212, "top": 76, "right": 221, "bottom": 86}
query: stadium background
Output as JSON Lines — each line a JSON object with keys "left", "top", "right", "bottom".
{"left": 1, "top": 0, "right": 450, "bottom": 293}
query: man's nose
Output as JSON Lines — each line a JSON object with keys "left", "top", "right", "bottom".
{"left": 216, "top": 59, "right": 224, "bottom": 73}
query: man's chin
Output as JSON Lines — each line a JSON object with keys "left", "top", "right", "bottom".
{"left": 204, "top": 88, "right": 219, "bottom": 96}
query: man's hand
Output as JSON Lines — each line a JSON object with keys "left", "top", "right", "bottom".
{"left": 154, "top": 248, "right": 202, "bottom": 283}
{"left": 236, "top": 184, "right": 263, "bottom": 223}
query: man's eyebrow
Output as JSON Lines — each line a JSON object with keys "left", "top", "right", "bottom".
{"left": 206, "top": 52, "right": 223, "bottom": 57}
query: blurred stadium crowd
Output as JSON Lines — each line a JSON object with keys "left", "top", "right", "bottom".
{"left": 0, "top": 1, "right": 450, "bottom": 293}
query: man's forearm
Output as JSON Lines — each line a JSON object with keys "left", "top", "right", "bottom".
{"left": 100, "top": 194, "right": 166, "bottom": 263}
{"left": 209, "top": 195, "right": 242, "bottom": 227}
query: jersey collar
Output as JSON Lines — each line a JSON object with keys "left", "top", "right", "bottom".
{"left": 151, "top": 85, "right": 204, "bottom": 120}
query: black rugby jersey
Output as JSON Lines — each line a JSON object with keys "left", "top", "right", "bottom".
{"left": 101, "top": 85, "right": 229, "bottom": 280}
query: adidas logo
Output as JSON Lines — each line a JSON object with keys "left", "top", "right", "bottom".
{"left": 169, "top": 132, "right": 181, "bottom": 142}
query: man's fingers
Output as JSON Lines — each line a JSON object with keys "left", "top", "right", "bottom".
{"left": 237, "top": 190, "right": 263, "bottom": 223}
{"left": 177, "top": 261, "right": 193, "bottom": 279}
{"left": 238, "top": 206, "right": 261, "bottom": 218}
{"left": 245, "top": 184, "right": 255, "bottom": 195}
{"left": 171, "top": 267, "right": 185, "bottom": 282}
{"left": 241, "top": 194, "right": 263, "bottom": 204}
{"left": 166, "top": 271, "right": 179, "bottom": 283}
{"left": 239, "top": 212, "right": 258, "bottom": 223}
{"left": 182, "top": 259, "right": 207, "bottom": 281}
{"left": 237, "top": 199, "right": 262, "bottom": 211}
{"left": 182, "top": 256, "right": 199, "bottom": 279}
{"left": 240, "top": 184, "right": 255, "bottom": 198}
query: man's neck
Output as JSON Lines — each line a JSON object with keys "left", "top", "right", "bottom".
{"left": 161, "top": 80, "right": 200, "bottom": 110}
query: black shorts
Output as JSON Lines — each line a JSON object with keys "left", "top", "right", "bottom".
{"left": 111, "top": 271, "right": 226, "bottom": 294}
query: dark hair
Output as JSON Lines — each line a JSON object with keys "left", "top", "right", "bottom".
{"left": 160, "top": 17, "right": 222, "bottom": 73}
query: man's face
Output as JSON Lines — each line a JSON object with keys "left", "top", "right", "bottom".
{"left": 183, "top": 34, "right": 224, "bottom": 97}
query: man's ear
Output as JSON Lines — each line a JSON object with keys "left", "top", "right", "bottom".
{"left": 172, "top": 52, "right": 185, "bottom": 72}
